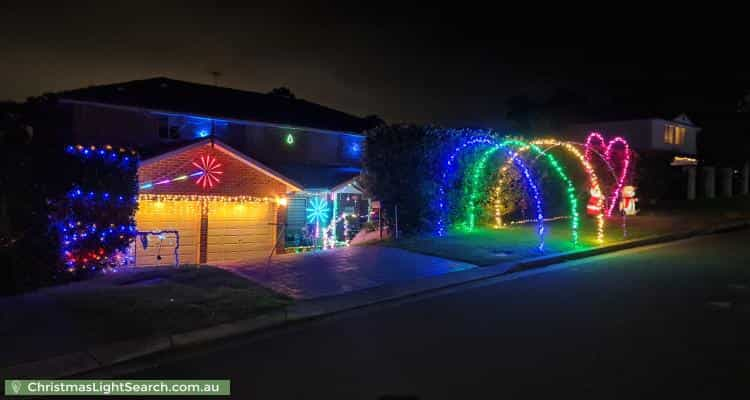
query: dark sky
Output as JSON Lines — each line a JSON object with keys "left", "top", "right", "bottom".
{"left": 1, "top": 3, "right": 747, "bottom": 126}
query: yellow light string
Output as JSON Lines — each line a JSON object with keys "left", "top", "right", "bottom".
{"left": 138, "top": 194, "right": 278, "bottom": 203}
{"left": 500, "top": 140, "right": 605, "bottom": 243}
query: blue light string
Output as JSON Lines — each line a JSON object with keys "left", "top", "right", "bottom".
{"left": 506, "top": 150, "right": 545, "bottom": 252}
{"left": 435, "top": 133, "right": 496, "bottom": 236}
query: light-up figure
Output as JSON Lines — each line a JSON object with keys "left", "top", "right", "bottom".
{"left": 587, "top": 186, "right": 604, "bottom": 217}
{"left": 620, "top": 186, "right": 638, "bottom": 216}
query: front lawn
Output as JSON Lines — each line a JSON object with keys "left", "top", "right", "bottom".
{"left": 386, "top": 196, "right": 750, "bottom": 266}
{"left": 48, "top": 265, "right": 291, "bottom": 342}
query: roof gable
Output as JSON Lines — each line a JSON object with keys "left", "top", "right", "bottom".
{"left": 139, "top": 139, "right": 302, "bottom": 195}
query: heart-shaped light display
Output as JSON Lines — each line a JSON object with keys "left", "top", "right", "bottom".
{"left": 585, "top": 132, "right": 631, "bottom": 218}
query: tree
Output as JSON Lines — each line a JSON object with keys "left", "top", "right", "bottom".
{"left": 363, "top": 114, "right": 386, "bottom": 130}
{"left": 268, "top": 87, "right": 296, "bottom": 99}
{"left": 487, "top": 165, "right": 525, "bottom": 227}
{"left": 360, "top": 124, "right": 439, "bottom": 234}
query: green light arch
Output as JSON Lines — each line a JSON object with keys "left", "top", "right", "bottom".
{"left": 464, "top": 139, "right": 580, "bottom": 246}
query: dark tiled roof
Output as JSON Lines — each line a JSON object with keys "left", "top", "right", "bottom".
{"left": 57, "top": 77, "right": 371, "bottom": 134}
{"left": 567, "top": 109, "right": 689, "bottom": 125}
{"left": 267, "top": 163, "right": 360, "bottom": 190}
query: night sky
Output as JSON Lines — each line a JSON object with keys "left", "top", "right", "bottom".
{"left": 1, "top": 3, "right": 747, "bottom": 126}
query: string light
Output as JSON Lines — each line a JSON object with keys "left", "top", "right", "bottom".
{"left": 58, "top": 187, "right": 136, "bottom": 270}
{"left": 433, "top": 132, "right": 588, "bottom": 248}
{"left": 192, "top": 155, "right": 224, "bottom": 189}
{"left": 604, "top": 137, "right": 631, "bottom": 218}
{"left": 584, "top": 132, "right": 606, "bottom": 166}
{"left": 140, "top": 154, "right": 225, "bottom": 191}
{"left": 584, "top": 133, "right": 632, "bottom": 218}
{"left": 435, "top": 133, "right": 496, "bottom": 236}
{"left": 509, "top": 215, "right": 570, "bottom": 225}
{"left": 506, "top": 149, "right": 545, "bottom": 251}
{"left": 140, "top": 171, "right": 203, "bottom": 190}
{"left": 138, "top": 194, "right": 277, "bottom": 203}
{"left": 530, "top": 139, "right": 605, "bottom": 243}
{"left": 306, "top": 197, "right": 330, "bottom": 225}
{"left": 66, "top": 144, "right": 137, "bottom": 163}
{"left": 465, "top": 139, "right": 579, "bottom": 246}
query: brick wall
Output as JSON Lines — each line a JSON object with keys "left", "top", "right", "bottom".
{"left": 139, "top": 142, "right": 290, "bottom": 197}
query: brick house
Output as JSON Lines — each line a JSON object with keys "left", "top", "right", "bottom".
{"left": 53, "top": 77, "right": 377, "bottom": 264}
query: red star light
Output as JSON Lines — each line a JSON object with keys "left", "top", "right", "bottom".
{"left": 192, "top": 155, "right": 224, "bottom": 189}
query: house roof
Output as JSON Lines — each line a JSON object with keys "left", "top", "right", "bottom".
{"left": 57, "top": 77, "right": 372, "bottom": 134}
{"left": 265, "top": 163, "right": 361, "bottom": 191}
{"left": 568, "top": 110, "right": 697, "bottom": 126}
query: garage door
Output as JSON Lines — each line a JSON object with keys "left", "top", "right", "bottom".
{"left": 133, "top": 200, "right": 201, "bottom": 266}
{"left": 206, "top": 200, "right": 277, "bottom": 263}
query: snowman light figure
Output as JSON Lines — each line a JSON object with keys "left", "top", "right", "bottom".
{"left": 620, "top": 185, "right": 638, "bottom": 216}
{"left": 587, "top": 186, "right": 603, "bottom": 217}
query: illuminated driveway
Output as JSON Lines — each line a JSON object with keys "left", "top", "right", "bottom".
{"left": 218, "top": 246, "right": 476, "bottom": 299}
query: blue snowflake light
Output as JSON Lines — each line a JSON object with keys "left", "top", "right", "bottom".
{"left": 306, "top": 197, "right": 330, "bottom": 225}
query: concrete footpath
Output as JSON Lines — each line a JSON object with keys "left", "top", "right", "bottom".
{"left": 3, "top": 218, "right": 750, "bottom": 379}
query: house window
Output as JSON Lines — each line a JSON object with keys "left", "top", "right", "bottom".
{"left": 158, "top": 118, "right": 181, "bottom": 141}
{"left": 664, "top": 124, "right": 686, "bottom": 145}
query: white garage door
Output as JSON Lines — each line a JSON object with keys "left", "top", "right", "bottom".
{"left": 206, "top": 201, "right": 277, "bottom": 264}
{"left": 133, "top": 200, "right": 201, "bottom": 266}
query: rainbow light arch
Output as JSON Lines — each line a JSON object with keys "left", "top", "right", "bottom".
{"left": 435, "top": 135, "right": 497, "bottom": 236}
{"left": 463, "top": 139, "right": 580, "bottom": 246}
{"left": 528, "top": 139, "right": 605, "bottom": 243}
{"left": 462, "top": 141, "right": 547, "bottom": 250}
{"left": 434, "top": 131, "right": 633, "bottom": 252}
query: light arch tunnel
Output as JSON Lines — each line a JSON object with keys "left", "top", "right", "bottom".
{"left": 435, "top": 135, "right": 632, "bottom": 251}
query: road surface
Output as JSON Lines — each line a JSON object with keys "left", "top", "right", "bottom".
{"left": 120, "top": 230, "right": 750, "bottom": 398}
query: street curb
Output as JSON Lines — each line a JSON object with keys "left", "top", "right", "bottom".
{"left": 507, "top": 219, "right": 750, "bottom": 274}
{"left": 3, "top": 218, "right": 750, "bottom": 379}
{"left": 0, "top": 352, "right": 99, "bottom": 379}
{"left": 170, "top": 311, "right": 286, "bottom": 349}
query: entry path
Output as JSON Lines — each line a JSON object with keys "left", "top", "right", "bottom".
{"left": 218, "top": 246, "right": 476, "bottom": 299}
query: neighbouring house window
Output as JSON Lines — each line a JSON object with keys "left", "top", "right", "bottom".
{"left": 664, "top": 124, "right": 686, "bottom": 145}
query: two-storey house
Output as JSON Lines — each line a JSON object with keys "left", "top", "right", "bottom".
{"left": 54, "top": 77, "right": 375, "bottom": 265}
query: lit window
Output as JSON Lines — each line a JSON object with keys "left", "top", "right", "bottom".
{"left": 664, "top": 124, "right": 686, "bottom": 145}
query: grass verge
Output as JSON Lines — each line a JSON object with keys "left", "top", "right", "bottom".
{"left": 49, "top": 265, "right": 291, "bottom": 342}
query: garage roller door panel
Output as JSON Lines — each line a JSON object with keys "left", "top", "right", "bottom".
{"left": 206, "top": 201, "right": 276, "bottom": 263}
{"left": 134, "top": 200, "right": 200, "bottom": 266}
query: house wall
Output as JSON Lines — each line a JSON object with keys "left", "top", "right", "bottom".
{"left": 63, "top": 102, "right": 364, "bottom": 167}
{"left": 134, "top": 142, "right": 288, "bottom": 265}
{"left": 567, "top": 119, "right": 697, "bottom": 155}
{"left": 566, "top": 120, "right": 653, "bottom": 150}
{"left": 139, "top": 142, "right": 289, "bottom": 197}
{"left": 649, "top": 119, "right": 698, "bottom": 155}
{"left": 217, "top": 123, "right": 362, "bottom": 167}
{"left": 66, "top": 102, "right": 160, "bottom": 148}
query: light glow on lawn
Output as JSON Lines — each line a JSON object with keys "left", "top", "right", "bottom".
{"left": 464, "top": 139, "right": 579, "bottom": 247}
{"left": 434, "top": 131, "right": 636, "bottom": 252}
{"left": 463, "top": 141, "right": 547, "bottom": 251}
